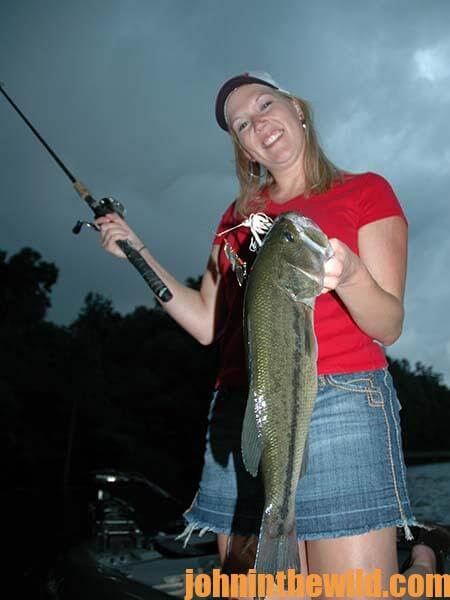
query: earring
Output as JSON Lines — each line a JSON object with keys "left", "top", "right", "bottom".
{"left": 293, "top": 103, "right": 307, "bottom": 130}
{"left": 247, "top": 160, "right": 260, "bottom": 180}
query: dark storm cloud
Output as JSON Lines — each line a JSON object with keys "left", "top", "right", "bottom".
{"left": 1, "top": 0, "right": 449, "bottom": 382}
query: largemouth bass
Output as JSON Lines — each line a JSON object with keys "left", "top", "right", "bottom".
{"left": 242, "top": 212, "right": 333, "bottom": 577}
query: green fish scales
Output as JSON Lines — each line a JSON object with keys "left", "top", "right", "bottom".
{"left": 242, "top": 212, "right": 333, "bottom": 578}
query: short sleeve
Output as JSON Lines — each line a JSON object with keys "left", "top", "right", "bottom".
{"left": 213, "top": 201, "right": 237, "bottom": 245}
{"left": 358, "top": 172, "right": 408, "bottom": 228}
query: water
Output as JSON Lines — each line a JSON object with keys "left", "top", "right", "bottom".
{"left": 406, "top": 461, "right": 450, "bottom": 523}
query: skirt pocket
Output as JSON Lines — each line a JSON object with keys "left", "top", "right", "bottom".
{"left": 326, "top": 371, "right": 384, "bottom": 407}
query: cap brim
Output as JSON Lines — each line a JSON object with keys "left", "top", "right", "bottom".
{"left": 215, "top": 75, "right": 278, "bottom": 132}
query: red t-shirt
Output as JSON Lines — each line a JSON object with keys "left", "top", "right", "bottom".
{"left": 212, "top": 172, "right": 408, "bottom": 388}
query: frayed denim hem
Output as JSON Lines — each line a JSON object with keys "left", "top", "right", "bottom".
{"left": 176, "top": 515, "right": 258, "bottom": 547}
{"left": 297, "top": 517, "right": 429, "bottom": 542}
{"left": 177, "top": 514, "right": 429, "bottom": 547}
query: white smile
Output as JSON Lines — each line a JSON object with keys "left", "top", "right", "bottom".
{"left": 262, "top": 129, "right": 283, "bottom": 148}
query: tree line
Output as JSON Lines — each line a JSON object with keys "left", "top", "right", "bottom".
{"left": 1, "top": 247, "right": 449, "bottom": 502}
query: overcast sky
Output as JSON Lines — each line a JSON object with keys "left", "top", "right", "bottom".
{"left": 1, "top": 0, "right": 449, "bottom": 384}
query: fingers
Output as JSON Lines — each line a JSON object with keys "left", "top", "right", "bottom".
{"left": 102, "top": 224, "right": 128, "bottom": 246}
{"left": 321, "top": 239, "right": 350, "bottom": 293}
{"left": 320, "top": 263, "right": 342, "bottom": 294}
{"left": 320, "top": 284, "right": 333, "bottom": 295}
{"left": 94, "top": 212, "right": 125, "bottom": 227}
{"left": 95, "top": 213, "right": 142, "bottom": 259}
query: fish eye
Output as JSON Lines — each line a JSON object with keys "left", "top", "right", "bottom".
{"left": 284, "top": 230, "right": 294, "bottom": 242}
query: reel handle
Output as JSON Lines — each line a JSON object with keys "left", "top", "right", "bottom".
{"left": 73, "top": 182, "right": 173, "bottom": 302}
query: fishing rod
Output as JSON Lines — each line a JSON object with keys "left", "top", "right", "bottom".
{"left": 0, "top": 82, "right": 172, "bottom": 302}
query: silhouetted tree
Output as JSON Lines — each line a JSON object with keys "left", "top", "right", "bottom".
{"left": 1, "top": 246, "right": 449, "bottom": 496}
{"left": 388, "top": 357, "right": 450, "bottom": 453}
{"left": 0, "top": 247, "right": 58, "bottom": 326}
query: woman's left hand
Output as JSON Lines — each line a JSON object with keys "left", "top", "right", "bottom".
{"left": 320, "top": 238, "right": 360, "bottom": 294}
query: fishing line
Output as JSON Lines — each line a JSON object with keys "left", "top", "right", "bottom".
{"left": 0, "top": 82, "right": 172, "bottom": 302}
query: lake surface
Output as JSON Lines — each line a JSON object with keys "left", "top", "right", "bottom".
{"left": 406, "top": 461, "right": 450, "bottom": 523}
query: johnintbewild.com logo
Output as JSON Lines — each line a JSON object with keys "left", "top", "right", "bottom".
{"left": 185, "top": 568, "right": 450, "bottom": 598}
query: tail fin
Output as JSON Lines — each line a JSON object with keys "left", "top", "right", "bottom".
{"left": 254, "top": 514, "right": 301, "bottom": 578}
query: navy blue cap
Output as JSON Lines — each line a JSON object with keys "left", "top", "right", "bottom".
{"left": 215, "top": 71, "right": 289, "bottom": 132}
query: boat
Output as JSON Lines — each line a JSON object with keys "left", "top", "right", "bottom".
{"left": 46, "top": 469, "right": 220, "bottom": 599}
{"left": 46, "top": 469, "right": 450, "bottom": 599}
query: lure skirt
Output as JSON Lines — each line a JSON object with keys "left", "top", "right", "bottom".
{"left": 181, "top": 367, "right": 421, "bottom": 542}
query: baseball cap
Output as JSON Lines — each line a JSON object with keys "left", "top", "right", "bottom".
{"left": 215, "top": 70, "right": 290, "bottom": 132}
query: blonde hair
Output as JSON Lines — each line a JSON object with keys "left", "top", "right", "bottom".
{"left": 228, "top": 91, "right": 344, "bottom": 218}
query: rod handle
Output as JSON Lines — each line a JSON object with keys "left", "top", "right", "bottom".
{"left": 116, "top": 240, "right": 173, "bottom": 302}
{"left": 73, "top": 180, "right": 89, "bottom": 198}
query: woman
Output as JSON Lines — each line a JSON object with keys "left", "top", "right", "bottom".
{"left": 97, "top": 72, "right": 449, "bottom": 592}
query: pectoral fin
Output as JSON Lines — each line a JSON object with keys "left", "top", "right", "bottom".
{"left": 241, "top": 391, "right": 263, "bottom": 477}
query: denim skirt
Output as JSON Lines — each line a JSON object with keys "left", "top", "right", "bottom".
{"left": 181, "top": 367, "right": 420, "bottom": 542}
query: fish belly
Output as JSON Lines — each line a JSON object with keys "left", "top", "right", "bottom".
{"left": 248, "top": 282, "right": 318, "bottom": 531}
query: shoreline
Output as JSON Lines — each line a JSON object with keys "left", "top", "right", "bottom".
{"left": 405, "top": 452, "right": 450, "bottom": 466}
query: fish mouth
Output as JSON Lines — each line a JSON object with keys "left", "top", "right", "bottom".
{"left": 299, "top": 230, "right": 329, "bottom": 256}
{"left": 289, "top": 263, "right": 322, "bottom": 284}
{"left": 279, "top": 213, "right": 334, "bottom": 260}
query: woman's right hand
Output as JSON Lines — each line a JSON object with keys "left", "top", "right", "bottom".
{"left": 95, "top": 213, "right": 144, "bottom": 259}
{"left": 95, "top": 212, "right": 223, "bottom": 346}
